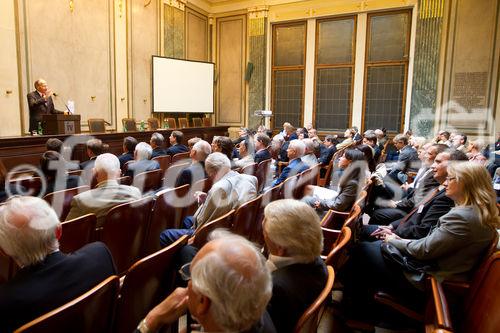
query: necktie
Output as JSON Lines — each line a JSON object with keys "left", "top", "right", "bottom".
{"left": 399, "top": 187, "right": 441, "bottom": 225}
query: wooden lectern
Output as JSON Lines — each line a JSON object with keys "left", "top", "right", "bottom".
{"left": 42, "top": 114, "right": 81, "bottom": 135}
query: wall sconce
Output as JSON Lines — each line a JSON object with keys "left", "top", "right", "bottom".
{"left": 69, "top": 0, "right": 74, "bottom": 13}
{"left": 121, "top": 97, "right": 126, "bottom": 102}
{"left": 118, "top": 0, "right": 123, "bottom": 18}
{"left": 91, "top": 96, "right": 96, "bottom": 101}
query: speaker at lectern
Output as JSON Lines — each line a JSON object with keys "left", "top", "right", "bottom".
{"left": 42, "top": 114, "right": 81, "bottom": 135}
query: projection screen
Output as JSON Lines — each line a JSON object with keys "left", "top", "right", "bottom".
{"left": 152, "top": 56, "right": 214, "bottom": 113}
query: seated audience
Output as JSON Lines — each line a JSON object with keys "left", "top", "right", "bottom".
{"left": 318, "top": 135, "right": 337, "bottom": 166}
{"left": 232, "top": 127, "right": 251, "bottom": 145}
{"left": 125, "top": 142, "right": 161, "bottom": 178}
{"left": 336, "top": 127, "right": 356, "bottom": 150}
{"left": 339, "top": 161, "right": 500, "bottom": 326}
{"left": 138, "top": 230, "right": 274, "bottom": 333}
{"left": 272, "top": 140, "right": 308, "bottom": 186}
{"left": 283, "top": 123, "right": 298, "bottom": 141}
{"left": 296, "top": 127, "right": 308, "bottom": 139}
{"left": 308, "top": 128, "right": 320, "bottom": 141}
{"left": 0, "top": 196, "right": 116, "bottom": 331}
{"left": 363, "top": 130, "right": 381, "bottom": 162}
{"left": 175, "top": 140, "right": 211, "bottom": 187}
{"left": 187, "top": 136, "right": 201, "bottom": 150}
{"left": 40, "top": 151, "right": 80, "bottom": 195}
{"left": 386, "top": 134, "right": 419, "bottom": 185}
{"left": 65, "top": 153, "right": 141, "bottom": 226}
{"left": 166, "top": 130, "right": 188, "bottom": 156}
{"left": 375, "top": 128, "right": 387, "bottom": 151}
{"left": 44, "top": 138, "right": 79, "bottom": 170}
{"left": 433, "top": 130, "right": 452, "bottom": 146}
{"left": 302, "top": 148, "right": 365, "bottom": 214}
{"left": 45, "top": 138, "right": 63, "bottom": 152}
{"left": 301, "top": 138, "right": 318, "bottom": 167}
{"left": 264, "top": 199, "right": 327, "bottom": 333}
{"left": 211, "top": 136, "right": 234, "bottom": 161}
{"left": 467, "top": 139, "right": 485, "bottom": 162}
{"left": 159, "top": 152, "right": 257, "bottom": 245}
{"left": 254, "top": 133, "right": 272, "bottom": 164}
{"left": 150, "top": 132, "right": 167, "bottom": 158}
{"left": 80, "top": 138, "right": 104, "bottom": 170}
{"left": 118, "top": 136, "right": 137, "bottom": 169}
{"left": 234, "top": 137, "right": 255, "bottom": 169}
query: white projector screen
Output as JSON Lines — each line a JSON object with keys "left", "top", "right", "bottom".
{"left": 152, "top": 56, "right": 214, "bottom": 113}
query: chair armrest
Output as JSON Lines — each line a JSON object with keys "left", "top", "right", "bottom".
{"left": 441, "top": 280, "right": 470, "bottom": 297}
{"left": 374, "top": 292, "right": 424, "bottom": 322}
{"left": 429, "top": 277, "right": 453, "bottom": 331}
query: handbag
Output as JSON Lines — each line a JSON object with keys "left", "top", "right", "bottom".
{"left": 380, "top": 242, "right": 436, "bottom": 273}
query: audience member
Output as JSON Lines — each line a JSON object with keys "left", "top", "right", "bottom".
{"left": 118, "top": 136, "right": 137, "bottom": 169}
{"left": 272, "top": 140, "right": 308, "bottom": 186}
{"left": 187, "top": 137, "right": 201, "bottom": 150}
{"left": 467, "top": 139, "right": 485, "bottom": 162}
{"left": 40, "top": 151, "right": 80, "bottom": 195}
{"left": 159, "top": 152, "right": 257, "bottom": 245}
{"left": 66, "top": 153, "right": 141, "bottom": 226}
{"left": 138, "top": 230, "right": 274, "bottom": 333}
{"left": 150, "top": 132, "right": 167, "bottom": 158}
{"left": 234, "top": 137, "right": 255, "bottom": 169}
{"left": 386, "top": 134, "right": 419, "bottom": 184}
{"left": 451, "top": 132, "right": 467, "bottom": 153}
{"left": 254, "top": 133, "right": 271, "bottom": 164}
{"left": 318, "top": 135, "right": 337, "bottom": 166}
{"left": 45, "top": 138, "right": 63, "bottom": 152}
{"left": 296, "top": 127, "right": 308, "bottom": 139}
{"left": 336, "top": 127, "right": 356, "bottom": 150}
{"left": 175, "top": 140, "right": 211, "bottom": 187}
{"left": 0, "top": 196, "right": 116, "bottom": 331}
{"left": 166, "top": 130, "right": 188, "bottom": 156}
{"left": 434, "top": 130, "right": 452, "bottom": 146}
{"left": 125, "top": 142, "right": 161, "bottom": 178}
{"left": 211, "top": 136, "right": 234, "bottom": 161}
{"left": 80, "top": 138, "right": 104, "bottom": 170}
{"left": 363, "top": 130, "right": 381, "bottom": 162}
{"left": 264, "top": 199, "right": 327, "bottom": 333}
{"left": 301, "top": 138, "right": 318, "bottom": 167}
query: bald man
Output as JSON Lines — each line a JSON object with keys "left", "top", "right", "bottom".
{"left": 27, "top": 79, "right": 65, "bottom": 134}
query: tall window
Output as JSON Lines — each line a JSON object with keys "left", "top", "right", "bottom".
{"left": 271, "top": 22, "right": 306, "bottom": 130}
{"left": 363, "top": 10, "right": 411, "bottom": 132}
{"left": 314, "top": 17, "right": 356, "bottom": 131}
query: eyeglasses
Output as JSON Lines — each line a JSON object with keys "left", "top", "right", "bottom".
{"left": 446, "top": 176, "right": 457, "bottom": 182}
{"left": 178, "top": 262, "right": 192, "bottom": 281}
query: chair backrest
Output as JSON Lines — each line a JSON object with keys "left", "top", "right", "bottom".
{"left": 343, "top": 204, "right": 362, "bottom": 230}
{"left": 355, "top": 190, "right": 368, "bottom": 211}
{"left": 241, "top": 162, "right": 257, "bottom": 176}
{"left": 14, "top": 275, "right": 120, "bottom": 333}
{"left": 161, "top": 161, "right": 190, "bottom": 188}
{"left": 117, "top": 175, "right": 132, "bottom": 186}
{"left": 256, "top": 158, "right": 272, "bottom": 192}
{"left": 59, "top": 214, "right": 97, "bottom": 253}
{"left": 122, "top": 118, "right": 137, "bottom": 132}
{"left": 147, "top": 117, "right": 159, "bottom": 131}
{"left": 462, "top": 251, "right": 500, "bottom": 333}
{"left": 192, "top": 117, "right": 202, "bottom": 127}
{"left": 166, "top": 117, "right": 177, "bottom": 128}
{"left": 202, "top": 117, "right": 211, "bottom": 127}
{"left": 9, "top": 176, "right": 42, "bottom": 197}
{"left": 293, "top": 265, "right": 335, "bottom": 333}
{"left": 100, "top": 196, "right": 155, "bottom": 274}
{"left": 43, "top": 185, "right": 90, "bottom": 220}
{"left": 293, "top": 166, "right": 318, "bottom": 199}
{"left": 121, "top": 160, "right": 134, "bottom": 176}
{"left": 152, "top": 155, "right": 171, "bottom": 174}
{"left": 132, "top": 169, "right": 163, "bottom": 193}
{"left": 114, "top": 235, "right": 188, "bottom": 333}
{"left": 320, "top": 209, "right": 350, "bottom": 229}
{"left": 231, "top": 195, "right": 262, "bottom": 240}
{"left": 317, "top": 159, "right": 334, "bottom": 187}
{"left": 280, "top": 174, "right": 300, "bottom": 199}
{"left": 178, "top": 117, "right": 189, "bottom": 128}
{"left": 143, "top": 184, "right": 190, "bottom": 256}
{"left": 87, "top": 118, "right": 106, "bottom": 133}
{"left": 191, "top": 209, "right": 235, "bottom": 249}
{"left": 172, "top": 151, "right": 190, "bottom": 163}
{"left": 324, "top": 227, "right": 352, "bottom": 268}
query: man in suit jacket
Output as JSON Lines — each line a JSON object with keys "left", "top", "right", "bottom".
{"left": 318, "top": 135, "right": 337, "bottom": 165}
{"left": 264, "top": 200, "right": 327, "bottom": 333}
{"left": 386, "top": 134, "right": 419, "bottom": 184}
{"left": 26, "top": 79, "right": 65, "bottom": 134}
{"left": 150, "top": 132, "right": 167, "bottom": 158}
{"left": 66, "top": 153, "right": 142, "bottom": 227}
{"left": 175, "top": 139, "right": 210, "bottom": 187}
{"left": 160, "top": 152, "right": 257, "bottom": 246}
{"left": 272, "top": 139, "right": 309, "bottom": 186}
{"left": 125, "top": 142, "right": 161, "bottom": 178}
{"left": 118, "top": 136, "right": 137, "bottom": 169}
{"left": 79, "top": 138, "right": 104, "bottom": 170}
{"left": 0, "top": 196, "right": 116, "bottom": 332}
{"left": 166, "top": 130, "right": 188, "bottom": 156}
{"left": 254, "top": 133, "right": 272, "bottom": 164}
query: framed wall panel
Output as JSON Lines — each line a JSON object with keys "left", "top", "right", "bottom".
{"left": 186, "top": 8, "right": 208, "bottom": 61}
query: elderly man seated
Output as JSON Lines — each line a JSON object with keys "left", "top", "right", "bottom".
{"left": 65, "top": 153, "right": 142, "bottom": 226}
{"left": 175, "top": 139, "right": 211, "bottom": 187}
{"left": 263, "top": 199, "right": 328, "bottom": 332}
{"left": 0, "top": 196, "right": 116, "bottom": 331}
{"left": 136, "top": 230, "right": 275, "bottom": 333}
{"left": 125, "top": 142, "right": 161, "bottom": 178}
{"left": 159, "top": 152, "right": 257, "bottom": 246}
{"left": 272, "top": 139, "right": 308, "bottom": 186}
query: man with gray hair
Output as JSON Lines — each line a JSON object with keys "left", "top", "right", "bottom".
{"left": 263, "top": 199, "right": 327, "bottom": 332}
{"left": 386, "top": 134, "right": 419, "bottom": 184}
{"left": 150, "top": 132, "right": 166, "bottom": 158}
{"left": 0, "top": 196, "right": 116, "bottom": 331}
{"left": 137, "top": 230, "right": 275, "bottom": 332}
{"left": 125, "top": 142, "right": 161, "bottom": 178}
{"left": 175, "top": 139, "right": 211, "bottom": 187}
{"left": 160, "top": 152, "right": 257, "bottom": 245}
{"left": 272, "top": 139, "right": 308, "bottom": 186}
{"left": 66, "top": 153, "right": 142, "bottom": 226}
{"left": 301, "top": 138, "right": 319, "bottom": 167}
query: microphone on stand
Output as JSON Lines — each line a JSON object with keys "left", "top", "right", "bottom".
{"left": 53, "top": 92, "right": 72, "bottom": 113}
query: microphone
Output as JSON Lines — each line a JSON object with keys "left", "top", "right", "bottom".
{"left": 53, "top": 92, "right": 71, "bottom": 113}
{"left": 53, "top": 92, "right": 58, "bottom": 97}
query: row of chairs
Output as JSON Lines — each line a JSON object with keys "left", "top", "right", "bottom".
{"left": 87, "top": 117, "right": 211, "bottom": 133}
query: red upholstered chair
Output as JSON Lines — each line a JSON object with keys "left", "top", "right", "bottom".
{"left": 132, "top": 169, "right": 163, "bottom": 194}
{"left": 192, "top": 117, "right": 202, "bottom": 127}
{"left": 59, "top": 214, "right": 97, "bottom": 254}
{"left": 191, "top": 210, "right": 235, "bottom": 249}
{"left": 241, "top": 162, "right": 257, "bottom": 176}
{"left": 172, "top": 151, "right": 190, "bottom": 163}
{"left": 280, "top": 174, "right": 299, "bottom": 200}
{"left": 114, "top": 235, "right": 188, "bottom": 333}
{"left": 14, "top": 275, "right": 120, "bottom": 333}
{"left": 293, "top": 266, "right": 335, "bottom": 333}
{"left": 161, "top": 161, "right": 190, "bottom": 189}
{"left": 322, "top": 226, "right": 352, "bottom": 269}
{"left": 122, "top": 118, "right": 137, "bottom": 132}
{"left": 100, "top": 196, "right": 155, "bottom": 274}
{"left": 202, "top": 117, "right": 211, "bottom": 127}
{"left": 147, "top": 118, "right": 160, "bottom": 131}
{"left": 343, "top": 204, "right": 362, "bottom": 230}
{"left": 166, "top": 118, "right": 177, "bottom": 129}
{"left": 231, "top": 195, "right": 262, "bottom": 241}
{"left": 117, "top": 175, "right": 132, "bottom": 186}
{"left": 143, "top": 184, "right": 190, "bottom": 256}
{"left": 320, "top": 208, "right": 350, "bottom": 229}
{"left": 43, "top": 185, "right": 90, "bottom": 220}
{"left": 152, "top": 155, "right": 171, "bottom": 174}
{"left": 317, "top": 159, "right": 334, "bottom": 187}
{"left": 178, "top": 117, "right": 189, "bottom": 129}
{"left": 87, "top": 119, "right": 106, "bottom": 133}
{"left": 9, "top": 176, "right": 42, "bottom": 197}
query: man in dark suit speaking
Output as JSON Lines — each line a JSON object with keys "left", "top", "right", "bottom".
{"left": 26, "top": 78, "right": 65, "bottom": 134}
